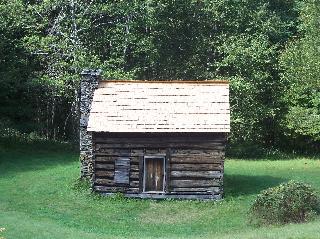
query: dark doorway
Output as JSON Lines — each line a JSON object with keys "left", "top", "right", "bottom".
{"left": 143, "top": 156, "right": 165, "bottom": 192}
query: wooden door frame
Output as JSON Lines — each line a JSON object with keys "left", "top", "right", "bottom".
{"left": 143, "top": 155, "right": 166, "bottom": 193}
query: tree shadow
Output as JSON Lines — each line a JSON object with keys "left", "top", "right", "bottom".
{"left": 224, "top": 174, "right": 286, "bottom": 198}
{"left": 226, "top": 142, "right": 320, "bottom": 160}
{"left": 0, "top": 138, "right": 78, "bottom": 177}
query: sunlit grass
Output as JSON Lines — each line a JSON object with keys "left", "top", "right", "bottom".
{"left": 0, "top": 139, "right": 319, "bottom": 238}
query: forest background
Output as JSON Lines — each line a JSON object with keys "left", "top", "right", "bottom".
{"left": 0, "top": 0, "right": 319, "bottom": 153}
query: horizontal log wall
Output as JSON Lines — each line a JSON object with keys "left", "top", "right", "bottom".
{"left": 92, "top": 133, "right": 226, "bottom": 199}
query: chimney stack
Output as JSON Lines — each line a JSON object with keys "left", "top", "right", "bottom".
{"left": 79, "top": 69, "right": 102, "bottom": 179}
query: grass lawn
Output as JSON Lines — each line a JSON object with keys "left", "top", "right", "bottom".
{"left": 0, "top": 139, "right": 320, "bottom": 239}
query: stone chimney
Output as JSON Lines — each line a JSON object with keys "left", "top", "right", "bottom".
{"left": 79, "top": 69, "right": 102, "bottom": 179}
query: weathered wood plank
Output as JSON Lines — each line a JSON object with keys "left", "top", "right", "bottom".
{"left": 94, "top": 185, "right": 123, "bottom": 192}
{"left": 130, "top": 171, "right": 139, "bottom": 179}
{"left": 95, "top": 155, "right": 224, "bottom": 164}
{"left": 171, "top": 187, "right": 221, "bottom": 193}
{"left": 127, "top": 188, "right": 140, "bottom": 193}
{"left": 128, "top": 157, "right": 141, "bottom": 163}
{"left": 120, "top": 193, "right": 223, "bottom": 200}
{"left": 94, "top": 186, "right": 139, "bottom": 193}
{"left": 94, "top": 148, "right": 130, "bottom": 155}
{"left": 95, "top": 155, "right": 115, "bottom": 162}
{"left": 139, "top": 156, "right": 143, "bottom": 193}
{"left": 94, "top": 135, "right": 225, "bottom": 144}
{"left": 92, "top": 133, "right": 226, "bottom": 198}
{"left": 168, "top": 191, "right": 212, "bottom": 195}
{"left": 170, "top": 179, "right": 221, "bottom": 187}
{"left": 95, "top": 155, "right": 139, "bottom": 163}
{"left": 94, "top": 134, "right": 225, "bottom": 139}
{"left": 130, "top": 181, "right": 139, "bottom": 188}
{"left": 131, "top": 149, "right": 144, "bottom": 155}
{"left": 130, "top": 164, "right": 139, "bottom": 171}
{"left": 95, "top": 178, "right": 140, "bottom": 189}
{"left": 170, "top": 170, "right": 222, "bottom": 179}
{"left": 114, "top": 157, "right": 130, "bottom": 184}
{"left": 165, "top": 148, "right": 171, "bottom": 192}
{"left": 170, "top": 163, "right": 223, "bottom": 171}
{"left": 95, "top": 171, "right": 114, "bottom": 177}
{"left": 171, "top": 156, "right": 223, "bottom": 164}
{"left": 95, "top": 142, "right": 225, "bottom": 149}
{"left": 171, "top": 149, "right": 224, "bottom": 156}
{"left": 95, "top": 163, "right": 115, "bottom": 170}
{"left": 145, "top": 148, "right": 167, "bottom": 154}
{"left": 114, "top": 171, "right": 129, "bottom": 184}
{"left": 95, "top": 178, "right": 114, "bottom": 185}
{"left": 95, "top": 147, "right": 130, "bottom": 155}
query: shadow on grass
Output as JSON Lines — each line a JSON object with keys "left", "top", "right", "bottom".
{"left": 0, "top": 137, "right": 78, "bottom": 176}
{"left": 224, "top": 174, "right": 286, "bottom": 198}
{"left": 226, "top": 143, "right": 320, "bottom": 160}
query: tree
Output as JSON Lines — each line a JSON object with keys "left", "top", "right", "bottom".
{"left": 280, "top": 1, "right": 320, "bottom": 149}
{"left": 22, "top": 0, "right": 106, "bottom": 139}
{"left": 0, "top": 1, "right": 35, "bottom": 133}
{"left": 1, "top": 0, "right": 311, "bottom": 151}
{"left": 206, "top": 0, "right": 299, "bottom": 145}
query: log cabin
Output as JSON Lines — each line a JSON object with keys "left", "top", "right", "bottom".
{"left": 79, "top": 70, "right": 230, "bottom": 200}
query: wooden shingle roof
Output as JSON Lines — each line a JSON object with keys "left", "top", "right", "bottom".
{"left": 87, "top": 81, "right": 230, "bottom": 133}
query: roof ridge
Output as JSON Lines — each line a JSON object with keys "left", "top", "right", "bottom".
{"left": 100, "top": 80, "right": 229, "bottom": 84}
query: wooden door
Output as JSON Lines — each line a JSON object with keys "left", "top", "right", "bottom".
{"left": 144, "top": 157, "right": 165, "bottom": 192}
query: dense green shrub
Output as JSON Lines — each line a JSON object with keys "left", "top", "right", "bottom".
{"left": 250, "top": 180, "right": 320, "bottom": 225}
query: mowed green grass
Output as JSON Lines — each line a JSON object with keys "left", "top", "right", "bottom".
{"left": 0, "top": 139, "right": 320, "bottom": 239}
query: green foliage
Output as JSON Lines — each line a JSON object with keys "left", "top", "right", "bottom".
{"left": 250, "top": 181, "right": 320, "bottom": 225}
{"left": 226, "top": 142, "right": 293, "bottom": 159}
{"left": 0, "top": 0, "right": 318, "bottom": 151}
{"left": 280, "top": 1, "right": 320, "bottom": 146}
{"left": 286, "top": 106, "right": 320, "bottom": 141}
{"left": 72, "top": 178, "right": 92, "bottom": 193}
